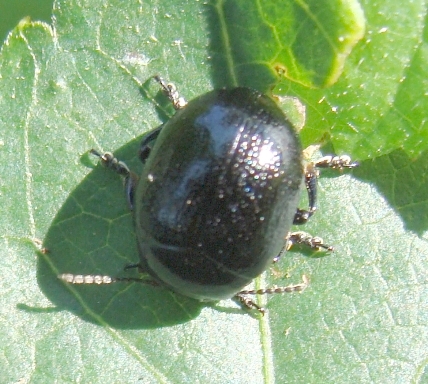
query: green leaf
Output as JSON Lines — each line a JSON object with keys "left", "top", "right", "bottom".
{"left": 1, "top": 1, "right": 427, "bottom": 383}
{"left": 209, "top": 0, "right": 365, "bottom": 89}
{"left": 279, "top": 1, "right": 427, "bottom": 159}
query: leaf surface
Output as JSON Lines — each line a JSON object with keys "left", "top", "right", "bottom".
{"left": 0, "top": 1, "right": 427, "bottom": 383}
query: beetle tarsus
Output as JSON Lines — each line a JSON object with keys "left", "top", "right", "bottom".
{"left": 58, "top": 273, "right": 117, "bottom": 284}
{"left": 239, "top": 275, "right": 309, "bottom": 296}
{"left": 286, "top": 231, "right": 334, "bottom": 252}
{"left": 236, "top": 275, "right": 310, "bottom": 314}
{"left": 58, "top": 273, "right": 158, "bottom": 286}
{"left": 235, "top": 294, "right": 266, "bottom": 315}
{"left": 315, "top": 154, "right": 359, "bottom": 169}
{"left": 293, "top": 208, "right": 312, "bottom": 225}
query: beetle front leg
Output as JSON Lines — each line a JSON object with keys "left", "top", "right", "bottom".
{"left": 90, "top": 149, "right": 138, "bottom": 210}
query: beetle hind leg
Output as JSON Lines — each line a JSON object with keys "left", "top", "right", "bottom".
{"left": 234, "top": 295, "right": 266, "bottom": 315}
{"left": 235, "top": 275, "right": 310, "bottom": 315}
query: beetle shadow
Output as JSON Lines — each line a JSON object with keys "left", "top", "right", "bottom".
{"left": 139, "top": 77, "right": 176, "bottom": 125}
{"left": 308, "top": 143, "right": 428, "bottom": 236}
{"left": 352, "top": 149, "right": 428, "bottom": 236}
{"left": 38, "top": 134, "right": 205, "bottom": 329}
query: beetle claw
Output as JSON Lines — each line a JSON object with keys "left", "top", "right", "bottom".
{"left": 235, "top": 294, "right": 266, "bottom": 315}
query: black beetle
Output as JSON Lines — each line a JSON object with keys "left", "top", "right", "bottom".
{"left": 59, "top": 76, "right": 357, "bottom": 313}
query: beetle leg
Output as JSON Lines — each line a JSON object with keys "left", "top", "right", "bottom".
{"left": 314, "top": 154, "right": 359, "bottom": 169}
{"left": 235, "top": 295, "right": 266, "bottom": 315}
{"left": 90, "top": 149, "right": 138, "bottom": 210}
{"left": 293, "top": 154, "right": 358, "bottom": 224}
{"left": 272, "top": 231, "right": 332, "bottom": 264}
{"left": 236, "top": 275, "right": 310, "bottom": 314}
{"left": 286, "top": 231, "right": 334, "bottom": 252}
{"left": 138, "top": 126, "right": 163, "bottom": 162}
{"left": 124, "top": 262, "right": 142, "bottom": 270}
{"left": 153, "top": 75, "right": 187, "bottom": 109}
{"left": 58, "top": 273, "right": 158, "bottom": 286}
{"left": 293, "top": 163, "right": 318, "bottom": 224}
